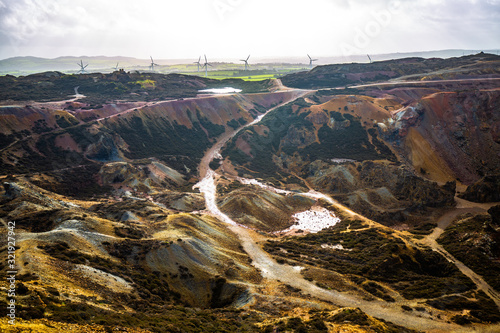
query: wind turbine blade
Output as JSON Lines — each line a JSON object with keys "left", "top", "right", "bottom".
{"left": 307, "top": 54, "right": 311, "bottom": 60}
{"left": 246, "top": 55, "right": 250, "bottom": 61}
{"left": 198, "top": 56, "right": 201, "bottom": 62}
{"left": 204, "top": 54, "right": 207, "bottom": 63}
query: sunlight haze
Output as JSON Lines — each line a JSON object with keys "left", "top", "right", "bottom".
{"left": 0, "top": 0, "right": 499, "bottom": 60}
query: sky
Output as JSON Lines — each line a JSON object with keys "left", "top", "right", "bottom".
{"left": 0, "top": 0, "right": 499, "bottom": 61}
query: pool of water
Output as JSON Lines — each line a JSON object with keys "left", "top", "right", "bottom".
{"left": 198, "top": 87, "right": 242, "bottom": 94}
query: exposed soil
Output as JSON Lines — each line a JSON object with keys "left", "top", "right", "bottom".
{"left": 194, "top": 85, "right": 500, "bottom": 331}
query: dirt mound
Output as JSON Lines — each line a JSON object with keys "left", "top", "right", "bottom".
{"left": 307, "top": 160, "right": 456, "bottom": 226}
{"left": 219, "top": 185, "right": 315, "bottom": 232}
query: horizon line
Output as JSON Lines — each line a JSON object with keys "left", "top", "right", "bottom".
{"left": 2, "top": 48, "right": 500, "bottom": 63}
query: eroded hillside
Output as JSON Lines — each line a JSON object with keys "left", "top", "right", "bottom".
{"left": 1, "top": 56, "right": 500, "bottom": 332}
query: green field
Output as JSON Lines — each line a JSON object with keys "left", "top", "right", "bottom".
{"left": 232, "top": 74, "right": 278, "bottom": 81}
{"left": 182, "top": 72, "right": 280, "bottom": 81}
{"left": 178, "top": 66, "right": 307, "bottom": 81}
{"left": 0, "top": 57, "right": 310, "bottom": 78}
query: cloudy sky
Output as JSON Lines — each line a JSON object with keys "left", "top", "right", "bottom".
{"left": 0, "top": 0, "right": 499, "bottom": 60}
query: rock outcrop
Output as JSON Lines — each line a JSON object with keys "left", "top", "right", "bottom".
{"left": 459, "top": 175, "right": 500, "bottom": 203}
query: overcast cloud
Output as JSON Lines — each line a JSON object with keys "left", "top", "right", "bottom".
{"left": 0, "top": 0, "right": 499, "bottom": 60}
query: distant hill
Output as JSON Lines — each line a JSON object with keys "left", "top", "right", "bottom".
{"left": 1, "top": 49, "right": 498, "bottom": 76}
{"left": 0, "top": 56, "right": 157, "bottom": 75}
{"left": 281, "top": 52, "right": 500, "bottom": 89}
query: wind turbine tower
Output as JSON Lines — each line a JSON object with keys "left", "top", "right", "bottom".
{"left": 201, "top": 54, "right": 212, "bottom": 77}
{"left": 194, "top": 56, "right": 202, "bottom": 72}
{"left": 149, "top": 56, "right": 159, "bottom": 72}
{"left": 240, "top": 55, "right": 250, "bottom": 71}
{"left": 77, "top": 60, "right": 88, "bottom": 74}
{"left": 307, "top": 54, "right": 318, "bottom": 69}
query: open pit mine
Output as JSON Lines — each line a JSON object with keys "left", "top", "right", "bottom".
{"left": 1, "top": 53, "right": 500, "bottom": 332}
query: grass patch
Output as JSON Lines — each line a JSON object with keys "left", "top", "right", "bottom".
{"left": 222, "top": 99, "right": 395, "bottom": 179}
{"left": 263, "top": 223, "right": 475, "bottom": 300}
{"left": 426, "top": 291, "right": 500, "bottom": 323}
{"left": 410, "top": 222, "right": 437, "bottom": 235}
{"left": 437, "top": 213, "right": 500, "bottom": 292}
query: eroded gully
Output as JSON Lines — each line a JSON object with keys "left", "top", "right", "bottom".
{"left": 193, "top": 89, "right": 495, "bottom": 332}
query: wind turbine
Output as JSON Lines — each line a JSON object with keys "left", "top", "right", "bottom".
{"left": 240, "top": 55, "right": 250, "bottom": 71}
{"left": 77, "top": 60, "right": 88, "bottom": 74}
{"left": 113, "top": 62, "right": 119, "bottom": 71}
{"left": 149, "top": 56, "right": 159, "bottom": 72}
{"left": 201, "top": 54, "right": 212, "bottom": 77}
{"left": 194, "top": 56, "right": 202, "bottom": 72}
{"left": 367, "top": 54, "right": 372, "bottom": 63}
{"left": 307, "top": 54, "right": 318, "bottom": 69}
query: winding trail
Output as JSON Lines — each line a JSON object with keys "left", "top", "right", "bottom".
{"left": 348, "top": 77, "right": 500, "bottom": 89}
{"left": 192, "top": 88, "right": 482, "bottom": 332}
{"left": 196, "top": 90, "right": 309, "bottom": 180}
{"left": 418, "top": 204, "right": 500, "bottom": 311}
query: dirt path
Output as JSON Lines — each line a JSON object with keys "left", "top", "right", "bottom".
{"left": 427, "top": 238, "right": 500, "bottom": 311}
{"left": 234, "top": 226, "right": 477, "bottom": 332}
{"left": 229, "top": 174, "right": 500, "bottom": 329}
{"left": 193, "top": 90, "right": 486, "bottom": 332}
{"left": 0, "top": 138, "right": 21, "bottom": 153}
{"left": 197, "top": 89, "right": 311, "bottom": 179}
{"left": 424, "top": 207, "right": 483, "bottom": 243}
{"left": 225, "top": 191, "right": 500, "bottom": 332}
{"left": 419, "top": 203, "right": 500, "bottom": 311}
{"left": 349, "top": 77, "right": 500, "bottom": 89}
